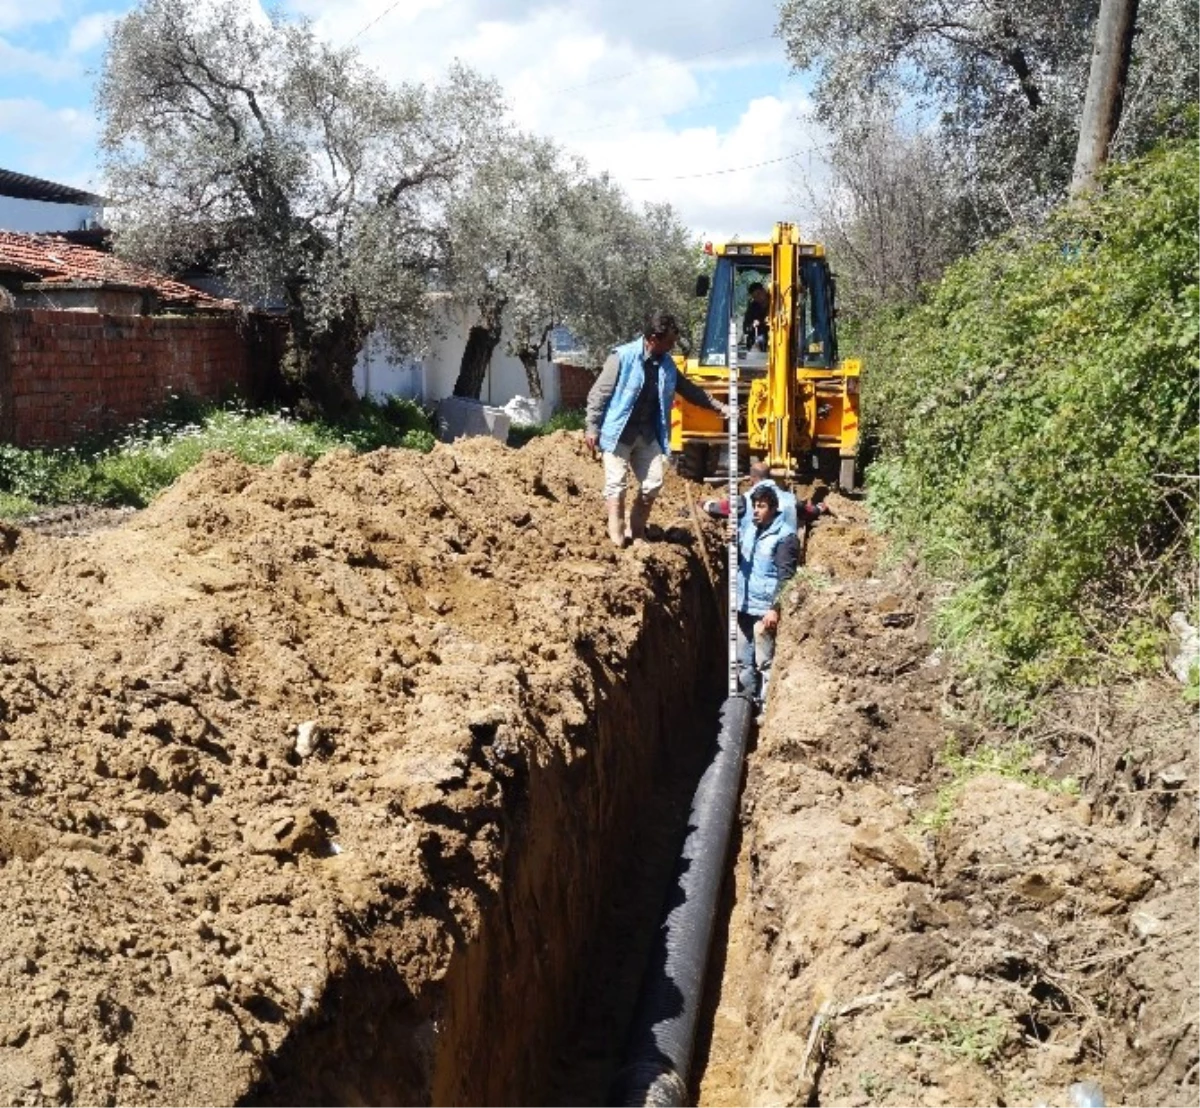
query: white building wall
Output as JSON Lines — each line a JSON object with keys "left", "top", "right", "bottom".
{"left": 353, "top": 299, "right": 562, "bottom": 418}
{"left": 0, "top": 197, "right": 101, "bottom": 233}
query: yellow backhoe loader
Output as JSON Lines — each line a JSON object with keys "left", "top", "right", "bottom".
{"left": 669, "top": 222, "right": 860, "bottom": 489}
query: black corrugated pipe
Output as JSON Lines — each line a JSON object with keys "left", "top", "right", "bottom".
{"left": 611, "top": 693, "right": 754, "bottom": 1107}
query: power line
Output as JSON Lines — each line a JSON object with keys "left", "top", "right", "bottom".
{"left": 624, "top": 100, "right": 933, "bottom": 183}
{"left": 558, "top": 86, "right": 801, "bottom": 138}
{"left": 627, "top": 149, "right": 809, "bottom": 182}
{"left": 345, "top": 0, "right": 408, "bottom": 43}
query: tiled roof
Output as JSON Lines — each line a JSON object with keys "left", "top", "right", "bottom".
{"left": 0, "top": 169, "right": 105, "bottom": 206}
{"left": 0, "top": 231, "right": 236, "bottom": 311}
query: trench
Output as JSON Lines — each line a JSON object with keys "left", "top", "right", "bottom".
{"left": 240, "top": 541, "right": 728, "bottom": 1106}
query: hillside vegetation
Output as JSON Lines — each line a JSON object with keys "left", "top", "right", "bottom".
{"left": 860, "top": 135, "right": 1198, "bottom": 699}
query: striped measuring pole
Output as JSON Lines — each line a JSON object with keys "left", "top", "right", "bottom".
{"left": 727, "top": 317, "right": 740, "bottom": 699}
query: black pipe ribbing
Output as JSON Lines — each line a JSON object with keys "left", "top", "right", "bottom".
{"left": 611, "top": 694, "right": 754, "bottom": 1107}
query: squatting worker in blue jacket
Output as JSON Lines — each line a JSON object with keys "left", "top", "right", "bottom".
{"left": 584, "top": 310, "right": 730, "bottom": 547}
{"left": 736, "top": 484, "right": 800, "bottom": 709}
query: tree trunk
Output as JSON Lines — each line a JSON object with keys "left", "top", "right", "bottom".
{"left": 1071, "top": 0, "right": 1140, "bottom": 197}
{"left": 516, "top": 348, "right": 545, "bottom": 400}
{"left": 452, "top": 294, "right": 506, "bottom": 400}
{"left": 281, "top": 292, "right": 366, "bottom": 419}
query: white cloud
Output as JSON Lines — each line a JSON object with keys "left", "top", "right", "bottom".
{"left": 67, "top": 10, "right": 121, "bottom": 55}
{"left": 0, "top": 0, "right": 65, "bottom": 34}
{"left": 0, "top": 0, "right": 835, "bottom": 241}
{"left": 0, "top": 98, "right": 101, "bottom": 187}
{"left": 274, "top": 0, "right": 832, "bottom": 239}
{"left": 0, "top": 35, "right": 82, "bottom": 80}
{"left": 567, "top": 91, "right": 832, "bottom": 241}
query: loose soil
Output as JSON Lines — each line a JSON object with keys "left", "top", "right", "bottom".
{"left": 0, "top": 436, "right": 1195, "bottom": 1108}
{"left": 0, "top": 434, "right": 723, "bottom": 1107}
{"left": 697, "top": 494, "right": 1199, "bottom": 1108}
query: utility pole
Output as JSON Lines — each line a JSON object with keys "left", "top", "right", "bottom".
{"left": 1070, "top": 0, "right": 1140, "bottom": 197}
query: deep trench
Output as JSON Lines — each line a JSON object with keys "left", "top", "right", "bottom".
{"left": 240, "top": 543, "right": 726, "bottom": 1107}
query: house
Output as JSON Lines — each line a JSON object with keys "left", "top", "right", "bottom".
{"left": 0, "top": 230, "right": 277, "bottom": 448}
{"left": 0, "top": 230, "right": 235, "bottom": 314}
{"left": 353, "top": 312, "right": 599, "bottom": 418}
{"left": 0, "top": 168, "right": 105, "bottom": 235}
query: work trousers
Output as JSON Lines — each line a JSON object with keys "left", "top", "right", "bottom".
{"left": 736, "top": 610, "right": 776, "bottom": 705}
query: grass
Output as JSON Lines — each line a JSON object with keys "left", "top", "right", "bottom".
{"left": 506, "top": 407, "right": 585, "bottom": 447}
{"left": 916, "top": 736, "right": 1079, "bottom": 830}
{"left": 913, "top": 1004, "right": 1009, "bottom": 1064}
{"left": 0, "top": 393, "right": 436, "bottom": 519}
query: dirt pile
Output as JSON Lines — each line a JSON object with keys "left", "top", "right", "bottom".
{"left": 0, "top": 434, "right": 721, "bottom": 1107}
{"left": 699, "top": 495, "right": 1198, "bottom": 1107}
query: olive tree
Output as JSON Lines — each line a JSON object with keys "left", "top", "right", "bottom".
{"left": 445, "top": 136, "right": 590, "bottom": 400}
{"left": 98, "top": 0, "right": 507, "bottom": 415}
{"left": 779, "top": 0, "right": 1197, "bottom": 233}
{"left": 805, "top": 109, "right": 974, "bottom": 314}
{"left": 554, "top": 179, "right": 703, "bottom": 361}
{"left": 447, "top": 151, "right": 703, "bottom": 399}
{"left": 779, "top": 0, "right": 1095, "bottom": 230}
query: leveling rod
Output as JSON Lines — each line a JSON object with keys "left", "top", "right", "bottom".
{"left": 726, "top": 318, "right": 740, "bottom": 699}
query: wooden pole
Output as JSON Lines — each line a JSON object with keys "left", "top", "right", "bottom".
{"left": 1070, "top": 0, "right": 1140, "bottom": 197}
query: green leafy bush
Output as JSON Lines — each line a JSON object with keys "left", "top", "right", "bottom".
{"left": 860, "top": 136, "right": 1199, "bottom": 692}
{"left": 0, "top": 395, "right": 437, "bottom": 517}
{"left": 507, "top": 407, "right": 586, "bottom": 447}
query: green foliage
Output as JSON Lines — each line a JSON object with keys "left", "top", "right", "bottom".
{"left": 912, "top": 1004, "right": 1009, "bottom": 1064}
{"left": 506, "top": 407, "right": 585, "bottom": 447}
{"left": 0, "top": 395, "right": 435, "bottom": 517}
{"left": 863, "top": 136, "right": 1199, "bottom": 692}
{"left": 918, "top": 737, "right": 1079, "bottom": 830}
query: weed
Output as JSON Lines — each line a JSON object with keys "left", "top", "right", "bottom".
{"left": 858, "top": 1071, "right": 892, "bottom": 1100}
{"left": 914, "top": 1004, "right": 1009, "bottom": 1064}
{"left": 860, "top": 136, "right": 1199, "bottom": 696}
{"left": 0, "top": 394, "right": 436, "bottom": 517}
{"left": 794, "top": 566, "right": 835, "bottom": 592}
{"left": 917, "top": 736, "right": 1079, "bottom": 830}
{"left": 507, "top": 407, "right": 585, "bottom": 447}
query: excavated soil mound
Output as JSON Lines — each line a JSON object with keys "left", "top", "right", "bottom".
{"left": 699, "top": 495, "right": 1198, "bottom": 1108}
{"left": 0, "top": 434, "right": 721, "bottom": 1107}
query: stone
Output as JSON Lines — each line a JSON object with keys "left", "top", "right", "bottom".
{"left": 294, "top": 721, "right": 321, "bottom": 759}
{"left": 1129, "top": 910, "right": 1164, "bottom": 938}
{"left": 850, "top": 823, "right": 927, "bottom": 881}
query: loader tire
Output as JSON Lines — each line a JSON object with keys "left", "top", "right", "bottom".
{"left": 676, "top": 442, "right": 710, "bottom": 480}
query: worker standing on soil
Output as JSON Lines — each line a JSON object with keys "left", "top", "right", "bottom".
{"left": 703, "top": 461, "right": 801, "bottom": 534}
{"left": 585, "top": 310, "right": 730, "bottom": 547}
{"left": 735, "top": 484, "right": 800, "bottom": 710}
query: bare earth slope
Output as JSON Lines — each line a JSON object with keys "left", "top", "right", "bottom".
{"left": 698, "top": 495, "right": 1198, "bottom": 1108}
{"left": 0, "top": 435, "right": 719, "bottom": 1107}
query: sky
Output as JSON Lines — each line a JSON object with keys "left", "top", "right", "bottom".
{"left": 0, "top": 0, "right": 835, "bottom": 241}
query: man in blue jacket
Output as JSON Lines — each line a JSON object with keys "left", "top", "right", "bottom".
{"left": 585, "top": 310, "right": 729, "bottom": 546}
{"left": 736, "top": 484, "right": 800, "bottom": 709}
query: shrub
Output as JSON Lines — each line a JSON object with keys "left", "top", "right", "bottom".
{"left": 860, "top": 136, "right": 1199, "bottom": 692}
{"left": 0, "top": 394, "right": 437, "bottom": 517}
{"left": 507, "top": 407, "right": 586, "bottom": 447}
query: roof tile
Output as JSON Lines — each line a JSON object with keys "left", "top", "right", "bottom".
{"left": 0, "top": 231, "right": 236, "bottom": 311}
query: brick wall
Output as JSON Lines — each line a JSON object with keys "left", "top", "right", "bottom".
{"left": 0, "top": 310, "right": 279, "bottom": 448}
{"left": 557, "top": 362, "right": 596, "bottom": 411}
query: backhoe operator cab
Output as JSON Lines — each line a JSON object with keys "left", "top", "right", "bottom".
{"left": 669, "top": 223, "right": 861, "bottom": 489}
